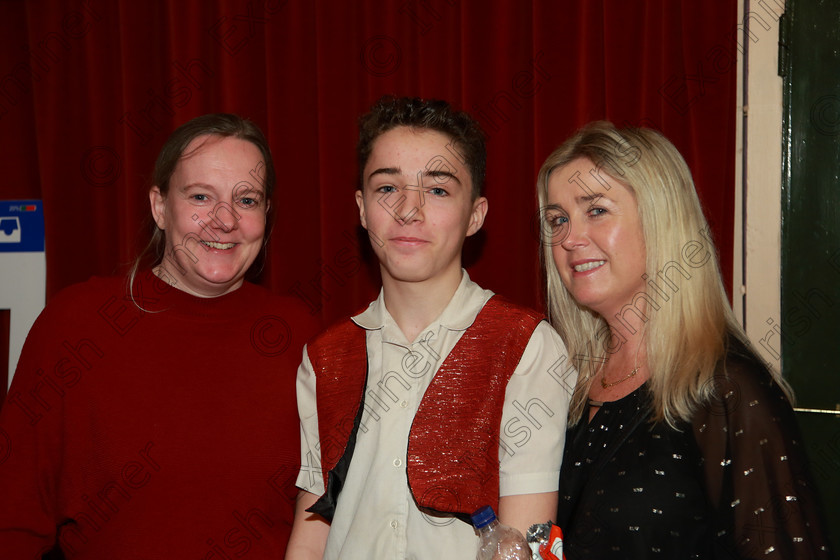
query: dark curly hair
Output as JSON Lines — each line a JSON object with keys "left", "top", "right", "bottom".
{"left": 357, "top": 96, "right": 486, "bottom": 199}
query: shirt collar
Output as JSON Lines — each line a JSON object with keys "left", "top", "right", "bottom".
{"left": 351, "top": 270, "right": 492, "bottom": 333}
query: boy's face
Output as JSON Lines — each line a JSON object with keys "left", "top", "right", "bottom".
{"left": 356, "top": 126, "right": 487, "bottom": 287}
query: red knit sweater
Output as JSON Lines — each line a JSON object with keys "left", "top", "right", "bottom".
{"left": 0, "top": 270, "right": 319, "bottom": 559}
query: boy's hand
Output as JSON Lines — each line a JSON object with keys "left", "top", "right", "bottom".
{"left": 498, "top": 491, "right": 557, "bottom": 537}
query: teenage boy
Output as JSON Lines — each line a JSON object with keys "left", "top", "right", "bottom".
{"left": 286, "top": 96, "right": 574, "bottom": 559}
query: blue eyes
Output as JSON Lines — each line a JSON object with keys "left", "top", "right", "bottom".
{"left": 546, "top": 207, "right": 606, "bottom": 228}
{"left": 376, "top": 185, "right": 448, "bottom": 196}
{"left": 552, "top": 215, "right": 569, "bottom": 227}
{"left": 190, "top": 194, "right": 261, "bottom": 207}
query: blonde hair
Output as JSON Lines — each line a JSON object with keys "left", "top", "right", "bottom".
{"left": 537, "top": 121, "right": 791, "bottom": 426}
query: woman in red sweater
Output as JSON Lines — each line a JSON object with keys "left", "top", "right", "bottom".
{"left": 0, "top": 114, "right": 319, "bottom": 559}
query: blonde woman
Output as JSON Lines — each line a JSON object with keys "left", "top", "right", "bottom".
{"left": 538, "top": 121, "right": 830, "bottom": 559}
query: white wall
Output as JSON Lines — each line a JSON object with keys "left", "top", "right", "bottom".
{"left": 736, "top": 0, "right": 786, "bottom": 372}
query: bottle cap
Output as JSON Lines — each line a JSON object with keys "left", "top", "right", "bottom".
{"left": 471, "top": 505, "right": 497, "bottom": 528}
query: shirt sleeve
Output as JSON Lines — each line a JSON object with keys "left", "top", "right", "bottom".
{"left": 295, "top": 345, "right": 326, "bottom": 496}
{"left": 498, "top": 321, "right": 577, "bottom": 496}
{"left": 693, "top": 353, "right": 832, "bottom": 559}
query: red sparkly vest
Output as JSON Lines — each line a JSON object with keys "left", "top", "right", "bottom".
{"left": 305, "top": 296, "right": 543, "bottom": 522}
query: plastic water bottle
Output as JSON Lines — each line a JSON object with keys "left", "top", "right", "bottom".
{"left": 471, "top": 505, "right": 532, "bottom": 560}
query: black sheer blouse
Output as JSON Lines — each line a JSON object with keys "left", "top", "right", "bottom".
{"left": 556, "top": 349, "right": 832, "bottom": 559}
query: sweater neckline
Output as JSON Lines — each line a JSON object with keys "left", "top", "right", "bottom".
{"left": 130, "top": 269, "right": 256, "bottom": 318}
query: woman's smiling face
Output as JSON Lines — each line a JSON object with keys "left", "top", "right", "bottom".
{"left": 150, "top": 135, "right": 268, "bottom": 297}
{"left": 546, "top": 157, "right": 647, "bottom": 320}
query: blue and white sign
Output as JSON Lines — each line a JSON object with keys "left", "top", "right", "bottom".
{"left": 0, "top": 200, "right": 45, "bottom": 252}
{"left": 0, "top": 200, "right": 46, "bottom": 388}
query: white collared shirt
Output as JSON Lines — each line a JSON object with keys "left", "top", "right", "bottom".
{"left": 296, "top": 271, "right": 576, "bottom": 559}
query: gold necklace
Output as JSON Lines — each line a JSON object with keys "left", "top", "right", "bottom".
{"left": 599, "top": 333, "right": 645, "bottom": 390}
{"left": 600, "top": 366, "right": 640, "bottom": 389}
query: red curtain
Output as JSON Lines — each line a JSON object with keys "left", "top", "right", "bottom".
{"left": 0, "top": 0, "right": 737, "bottom": 326}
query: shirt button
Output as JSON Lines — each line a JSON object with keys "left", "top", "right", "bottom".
{"left": 390, "top": 520, "right": 398, "bottom": 529}
{"left": 400, "top": 400, "right": 408, "bottom": 408}
{"left": 393, "top": 458, "right": 402, "bottom": 467}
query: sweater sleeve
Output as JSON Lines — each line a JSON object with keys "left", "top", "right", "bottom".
{"left": 693, "top": 353, "right": 832, "bottom": 559}
{"left": 0, "top": 299, "right": 70, "bottom": 557}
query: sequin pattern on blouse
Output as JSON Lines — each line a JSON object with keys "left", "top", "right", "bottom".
{"left": 556, "top": 349, "right": 832, "bottom": 559}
